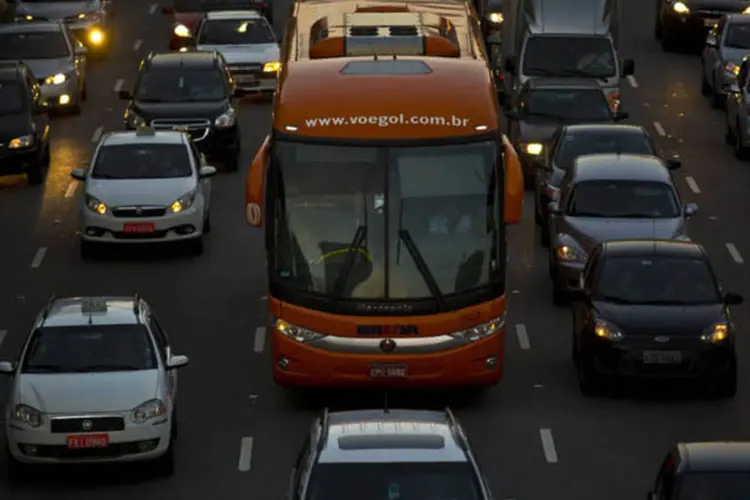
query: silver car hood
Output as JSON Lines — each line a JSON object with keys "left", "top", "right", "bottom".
{"left": 558, "top": 217, "right": 686, "bottom": 253}
{"left": 87, "top": 177, "right": 196, "bottom": 208}
{"left": 196, "top": 43, "right": 279, "bottom": 64}
{"left": 23, "top": 58, "right": 73, "bottom": 80}
{"left": 16, "top": 370, "right": 158, "bottom": 413}
{"left": 16, "top": 0, "right": 100, "bottom": 18}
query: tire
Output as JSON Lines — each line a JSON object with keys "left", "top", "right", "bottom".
{"left": 41, "top": 143, "right": 50, "bottom": 167}
{"left": 710, "top": 357, "right": 737, "bottom": 399}
{"left": 188, "top": 236, "right": 204, "bottom": 255}
{"left": 701, "top": 63, "right": 711, "bottom": 96}
{"left": 711, "top": 76, "right": 724, "bottom": 108}
{"left": 549, "top": 254, "right": 568, "bottom": 305}
{"left": 224, "top": 151, "right": 239, "bottom": 172}
{"left": 26, "top": 158, "right": 44, "bottom": 185}
{"left": 736, "top": 120, "right": 750, "bottom": 160}
{"left": 80, "top": 239, "right": 98, "bottom": 260}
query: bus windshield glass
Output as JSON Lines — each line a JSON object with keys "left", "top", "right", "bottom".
{"left": 270, "top": 140, "right": 502, "bottom": 305}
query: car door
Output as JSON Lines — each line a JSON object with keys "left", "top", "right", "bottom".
{"left": 148, "top": 313, "right": 178, "bottom": 401}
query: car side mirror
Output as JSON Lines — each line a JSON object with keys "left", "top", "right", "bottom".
{"left": 569, "top": 289, "right": 589, "bottom": 302}
{"left": 666, "top": 155, "right": 682, "bottom": 169}
{"left": 683, "top": 202, "right": 698, "bottom": 216}
{"left": 199, "top": 165, "right": 217, "bottom": 178}
{"left": 118, "top": 89, "right": 133, "bottom": 100}
{"left": 548, "top": 201, "right": 562, "bottom": 215}
{"left": 505, "top": 108, "right": 518, "bottom": 120}
{"left": 0, "top": 361, "right": 15, "bottom": 375}
{"left": 233, "top": 88, "right": 249, "bottom": 97}
{"left": 614, "top": 111, "right": 629, "bottom": 121}
{"left": 728, "top": 83, "right": 741, "bottom": 94}
{"left": 161, "top": 5, "right": 174, "bottom": 14}
{"left": 724, "top": 292, "right": 743, "bottom": 305}
{"left": 505, "top": 56, "right": 516, "bottom": 74}
{"left": 167, "top": 354, "right": 189, "bottom": 369}
{"left": 74, "top": 45, "right": 87, "bottom": 56}
{"left": 705, "top": 36, "right": 717, "bottom": 48}
{"left": 621, "top": 58, "right": 635, "bottom": 76}
{"left": 70, "top": 168, "right": 87, "bottom": 181}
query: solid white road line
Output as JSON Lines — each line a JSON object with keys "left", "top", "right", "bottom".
{"left": 626, "top": 75, "right": 638, "bottom": 88}
{"left": 540, "top": 428, "right": 559, "bottom": 463}
{"left": 113, "top": 79, "right": 124, "bottom": 93}
{"left": 133, "top": 39, "right": 143, "bottom": 51}
{"left": 238, "top": 437, "right": 254, "bottom": 472}
{"left": 685, "top": 176, "right": 701, "bottom": 194}
{"left": 149, "top": 3, "right": 158, "bottom": 14}
{"left": 253, "top": 327, "right": 266, "bottom": 353}
{"left": 0, "top": 330, "right": 7, "bottom": 350}
{"left": 515, "top": 324, "right": 530, "bottom": 350}
{"left": 91, "top": 126, "right": 103, "bottom": 144}
{"left": 726, "top": 243, "right": 744, "bottom": 264}
{"left": 64, "top": 182, "right": 77, "bottom": 198}
{"left": 653, "top": 121, "right": 666, "bottom": 137}
{"left": 31, "top": 247, "right": 47, "bottom": 268}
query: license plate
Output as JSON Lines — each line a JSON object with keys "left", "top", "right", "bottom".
{"left": 704, "top": 18, "right": 718, "bottom": 26}
{"left": 66, "top": 434, "right": 109, "bottom": 448}
{"left": 123, "top": 222, "right": 155, "bottom": 234}
{"left": 236, "top": 75, "right": 257, "bottom": 83}
{"left": 643, "top": 351, "right": 682, "bottom": 364}
{"left": 369, "top": 364, "right": 407, "bottom": 378}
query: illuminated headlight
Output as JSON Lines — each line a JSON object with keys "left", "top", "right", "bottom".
{"left": 701, "top": 322, "right": 729, "bottom": 343}
{"left": 593, "top": 319, "right": 624, "bottom": 341}
{"left": 171, "top": 190, "right": 196, "bottom": 213}
{"left": 88, "top": 28, "right": 105, "bottom": 45}
{"left": 132, "top": 399, "right": 167, "bottom": 423}
{"left": 725, "top": 62, "right": 741, "bottom": 76}
{"left": 524, "top": 142, "right": 543, "bottom": 155}
{"left": 274, "top": 317, "right": 326, "bottom": 343}
{"left": 555, "top": 243, "right": 586, "bottom": 262}
{"left": 9, "top": 135, "right": 34, "bottom": 149}
{"left": 85, "top": 194, "right": 108, "bottom": 215}
{"left": 12, "top": 404, "right": 42, "bottom": 428}
{"left": 488, "top": 12, "right": 503, "bottom": 23}
{"left": 214, "top": 108, "right": 236, "bottom": 128}
{"left": 263, "top": 61, "right": 281, "bottom": 73}
{"left": 673, "top": 1, "right": 689, "bottom": 13}
{"left": 44, "top": 73, "right": 67, "bottom": 85}
{"left": 174, "top": 24, "right": 191, "bottom": 37}
{"left": 125, "top": 110, "right": 146, "bottom": 128}
{"left": 744, "top": 6, "right": 750, "bottom": 14}
{"left": 450, "top": 314, "right": 505, "bottom": 343}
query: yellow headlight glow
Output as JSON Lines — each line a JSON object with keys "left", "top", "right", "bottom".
{"left": 263, "top": 61, "right": 281, "bottom": 72}
{"left": 93, "top": 202, "right": 107, "bottom": 215}
{"left": 743, "top": 6, "right": 750, "bottom": 14}
{"left": 489, "top": 12, "right": 503, "bottom": 23}
{"left": 9, "top": 136, "right": 33, "bottom": 149}
{"left": 45, "top": 73, "right": 66, "bottom": 85}
{"left": 673, "top": 1, "right": 689, "bottom": 13}
{"left": 88, "top": 28, "right": 104, "bottom": 45}
{"left": 174, "top": 24, "right": 191, "bottom": 37}
{"left": 525, "top": 143, "right": 543, "bottom": 155}
{"left": 171, "top": 200, "right": 184, "bottom": 213}
{"left": 701, "top": 323, "right": 728, "bottom": 343}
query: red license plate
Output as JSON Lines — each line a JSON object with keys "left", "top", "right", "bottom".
{"left": 370, "top": 364, "right": 407, "bottom": 378}
{"left": 123, "top": 222, "right": 155, "bottom": 234}
{"left": 66, "top": 434, "right": 109, "bottom": 448}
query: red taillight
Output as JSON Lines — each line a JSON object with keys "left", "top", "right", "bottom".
{"left": 606, "top": 91, "right": 620, "bottom": 112}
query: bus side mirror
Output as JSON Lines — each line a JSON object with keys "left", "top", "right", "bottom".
{"left": 246, "top": 135, "right": 269, "bottom": 228}
{"left": 502, "top": 135, "right": 523, "bottom": 224}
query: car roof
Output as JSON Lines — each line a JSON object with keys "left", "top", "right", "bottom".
{"left": 680, "top": 442, "right": 750, "bottom": 472}
{"left": 571, "top": 154, "right": 672, "bottom": 183}
{"left": 318, "top": 409, "right": 467, "bottom": 464}
{"left": 100, "top": 130, "right": 187, "bottom": 146}
{"left": 563, "top": 124, "right": 647, "bottom": 135}
{"left": 148, "top": 51, "right": 218, "bottom": 67}
{"left": 42, "top": 297, "right": 141, "bottom": 328}
{"left": 525, "top": 77, "right": 605, "bottom": 90}
{"left": 601, "top": 240, "right": 705, "bottom": 260}
{"left": 0, "top": 21, "right": 63, "bottom": 33}
{"left": 204, "top": 9, "right": 263, "bottom": 19}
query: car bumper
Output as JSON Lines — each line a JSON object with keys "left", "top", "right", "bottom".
{"left": 0, "top": 146, "right": 41, "bottom": 176}
{"left": 40, "top": 78, "right": 80, "bottom": 108}
{"left": 80, "top": 204, "right": 204, "bottom": 244}
{"left": 235, "top": 75, "right": 276, "bottom": 93}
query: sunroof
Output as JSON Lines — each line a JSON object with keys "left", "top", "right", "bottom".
{"left": 338, "top": 434, "right": 445, "bottom": 450}
{"left": 341, "top": 60, "right": 432, "bottom": 75}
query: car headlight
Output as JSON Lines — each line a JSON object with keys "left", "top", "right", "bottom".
{"left": 125, "top": 109, "right": 146, "bottom": 128}
{"left": 88, "top": 28, "right": 105, "bottom": 45}
{"left": 701, "top": 322, "right": 729, "bottom": 344}
{"left": 555, "top": 244, "right": 585, "bottom": 262}
{"left": 12, "top": 404, "right": 42, "bottom": 428}
{"left": 725, "top": 62, "right": 741, "bottom": 76}
{"left": 450, "top": 314, "right": 505, "bottom": 343}
{"left": 524, "top": 142, "right": 543, "bottom": 155}
{"left": 85, "top": 194, "right": 108, "bottom": 215}
{"left": 174, "top": 24, "right": 191, "bottom": 37}
{"left": 171, "top": 190, "right": 197, "bottom": 213}
{"left": 44, "top": 73, "right": 67, "bottom": 85}
{"left": 744, "top": 6, "right": 750, "bottom": 14}
{"left": 274, "top": 317, "right": 326, "bottom": 343}
{"left": 132, "top": 399, "right": 167, "bottom": 423}
{"left": 263, "top": 61, "right": 281, "bottom": 73}
{"left": 9, "top": 135, "right": 34, "bottom": 149}
{"left": 673, "top": 1, "right": 689, "bottom": 13}
{"left": 488, "top": 12, "right": 503, "bottom": 23}
{"left": 593, "top": 319, "right": 624, "bottom": 341}
{"left": 214, "top": 107, "right": 236, "bottom": 128}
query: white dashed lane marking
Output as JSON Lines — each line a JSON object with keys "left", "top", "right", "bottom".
{"left": 540, "top": 429, "right": 558, "bottom": 463}
{"left": 91, "top": 125, "right": 103, "bottom": 144}
{"left": 31, "top": 247, "right": 47, "bottom": 268}
{"left": 726, "top": 243, "right": 744, "bottom": 264}
{"left": 685, "top": 176, "right": 700, "bottom": 194}
{"left": 64, "top": 182, "right": 77, "bottom": 198}
{"left": 653, "top": 121, "right": 666, "bottom": 137}
{"left": 238, "top": 437, "right": 254, "bottom": 472}
{"left": 253, "top": 327, "right": 266, "bottom": 353}
{"left": 626, "top": 75, "right": 638, "bottom": 88}
{"left": 515, "top": 324, "right": 530, "bottom": 350}
{"left": 149, "top": 3, "right": 158, "bottom": 14}
{"left": 133, "top": 39, "right": 143, "bottom": 51}
{"left": 113, "top": 79, "right": 124, "bottom": 93}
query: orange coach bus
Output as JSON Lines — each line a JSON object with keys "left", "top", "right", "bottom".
{"left": 245, "top": 0, "right": 523, "bottom": 388}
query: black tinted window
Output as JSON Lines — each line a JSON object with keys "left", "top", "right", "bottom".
{"left": 198, "top": 19, "right": 275, "bottom": 44}
{"left": 725, "top": 23, "right": 750, "bottom": 49}
{"left": 92, "top": 144, "right": 193, "bottom": 179}
{"left": 678, "top": 472, "right": 750, "bottom": 499}
{"left": 21, "top": 325, "right": 158, "bottom": 373}
{"left": 306, "top": 462, "right": 482, "bottom": 500}
{"left": 0, "top": 32, "right": 69, "bottom": 59}
{"left": 136, "top": 67, "right": 227, "bottom": 102}
{"left": 521, "top": 89, "right": 612, "bottom": 121}
{"left": 555, "top": 131, "right": 655, "bottom": 169}
{"left": 523, "top": 36, "right": 615, "bottom": 77}
{"left": 568, "top": 180, "right": 680, "bottom": 218}
{"left": 0, "top": 80, "right": 26, "bottom": 114}
{"left": 597, "top": 257, "right": 720, "bottom": 305}
{"left": 174, "top": 0, "right": 254, "bottom": 12}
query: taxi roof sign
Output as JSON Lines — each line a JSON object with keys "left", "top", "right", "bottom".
{"left": 135, "top": 125, "right": 156, "bottom": 136}
{"left": 81, "top": 298, "right": 108, "bottom": 314}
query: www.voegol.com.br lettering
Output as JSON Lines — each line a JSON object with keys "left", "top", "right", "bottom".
{"left": 304, "top": 114, "right": 470, "bottom": 128}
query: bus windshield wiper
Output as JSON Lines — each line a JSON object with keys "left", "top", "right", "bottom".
{"left": 333, "top": 225, "right": 367, "bottom": 297}
{"left": 398, "top": 229, "right": 445, "bottom": 310}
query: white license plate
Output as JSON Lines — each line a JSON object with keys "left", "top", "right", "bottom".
{"left": 369, "top": 364, "right": 407, "bottom": 378}
{"left": 643, "top": 351, "right": 682, "bottom": 364}
{"left": 704, "top": 18, "right": 718, "bottom": 27}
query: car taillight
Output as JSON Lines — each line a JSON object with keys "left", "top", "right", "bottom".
{"left": 606, "top": 91, "right": 620, "bottom": 112}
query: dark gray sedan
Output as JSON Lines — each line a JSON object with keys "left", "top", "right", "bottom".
{"left": 547, "top": 154, "right": 696, "bottom": 305}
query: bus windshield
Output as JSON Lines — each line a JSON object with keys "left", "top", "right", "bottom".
{"left": 269, "top": 140, "right": 503, "bottom": 307}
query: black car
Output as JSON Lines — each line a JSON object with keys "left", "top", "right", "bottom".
{"left": 534, "top": 124, "right": 682, "bottom": 244}
{"left": 119, "top": 50, "right": 245, "bottom": 171}
{"left": 0, "top": 61, "right": 50, "bottom": 185}
{"left": 649, "top": 442, "right": 750, "bottom": 499}
{"left": 571, "top": 240, "right": 742, "bottom": 397}
{"left": 505, "top": 78, "right": 629, "bottom": 187}
{"left": 656, "top": 0, "right": 750, "bottom": 51}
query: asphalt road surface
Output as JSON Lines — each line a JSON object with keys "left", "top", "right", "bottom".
{"left": 1, "top": 0, "right": 749, "bottom": 498}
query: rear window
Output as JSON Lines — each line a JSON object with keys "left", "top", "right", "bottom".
{"left": 174, "top": 0, "right": 255, "bottom": 12}
{"left": 198, "top": 19, "right": 275, "bottom": 44}
{"left": 92, "top": 143, "right": 193, "bottom": 179}
{"left": 0, "top": 80, "right": 26, "bottom": 115}
{"left": 568, "top": 180, "right": 680, "bottom": 218}
{"left": 135, "top": 67, "right": 228, "bottom": 102}
{"left": 555, "top": 131, "right": 655, "bottom": 169}
{"left": 0, "top": 31, "right": 69, "bottom": 59}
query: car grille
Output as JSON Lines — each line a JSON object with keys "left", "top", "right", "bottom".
{"left": 111, "top": 206, "right": 167, "bottom": 218}
{"left": 50, "top": 416, "right": 125, "bottom": 434}
{"left": 151, "top": 118, "right": 211, "bottom": 142}
{"left": 229, "top": 63, "right": 262, "bottom": 76}
{"left": 28, "top": 440, "right": 160, "bottom": 459}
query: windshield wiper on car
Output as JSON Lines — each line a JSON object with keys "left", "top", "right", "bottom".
{"left": 398, "top": 229, "right": 445, "bottom": 310}
{"left": 136, "top": 97, "right": 168, "bottom": 102}
{"left": 25, "top": 364, "right": 67, "bottom": 373}
{"left": 73, "top": 364, "right": 143, "bottom": 372}
{"left": 91, "top": 173, "right": 126, "bottom": 179}
{"left": 525, "top": 111, "right": 568, "bottom": 120}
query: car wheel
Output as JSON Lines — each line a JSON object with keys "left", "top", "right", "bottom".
{"left": 710, "top": 357, "right": 737, "bottom": 399}
{"left": 711, "top": 76, "right": 724, "bottom": 108}
{"left": 701, "top": 63, "right": 711, "bottom": 96}
{"left": 26, "top": 158, "right": 44, "bottom": 185}
{"left": 736, "top": 120, "right": 750, "bottom": 160}
{"left": 42, "top": 143, "right": 51, "bottom": 167}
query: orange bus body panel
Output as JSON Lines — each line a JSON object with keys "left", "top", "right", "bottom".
{"left": 245, "top": 136, "right": 269, "bottom": 228}
{"left": 503, "top": 135, "right": 523, "bottom": 224}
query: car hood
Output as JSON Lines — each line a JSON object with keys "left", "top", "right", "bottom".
{"left": 0, "top": 114, "right": 32, "bottom": 142}
{"left": 721, "top": 47, "right": 750, "bottom": 66}
{"left": 17, "top": 370, "right": 158, "bottom": 413}
{"left": 559, "top": 217, "right": 686, "bottom": 253}
{"left": 133, "top": 101, "right": 227, "bottom": 121}
{"left": 195, "top": 43, "right": 279, "bottom": 64}
{"left": 88, "top": 177, "right": 196, "bottom": 207}
{"left": 16, "top": 0, "right": 100, "bottom": 18}
{"left": 593, "top": 302, "right": 723, "bottom": 335}
{"left": 22, "top": 58, "right": 72, "bottom": 80}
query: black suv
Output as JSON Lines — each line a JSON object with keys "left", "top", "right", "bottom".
{"left": 0, "top": 61, "right": 51, "bottom": 185}
{"left": 119, "top": 51, "right": 244, "bottom": 171}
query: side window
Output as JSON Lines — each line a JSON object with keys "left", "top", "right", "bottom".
{"left": 654, "top": 452, "right": 676, "bottom": 500}
{"left": 148, "top": 315, "right": 169, "bottom": 360}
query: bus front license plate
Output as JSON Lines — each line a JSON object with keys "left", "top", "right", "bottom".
{"left": 370, "top": 364, "right": 407, "bottom": 378}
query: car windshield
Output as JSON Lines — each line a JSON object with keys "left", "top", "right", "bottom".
{"left": 523, "top": 36, "right": 616, "bottom": 78}
{"left": 596, "top": 257, "right": 720, "bottom": 305}
{"left": 678, "top": 472, "right": 750, "bottom": 499}
{"left": 567, "top": 180, "right": 681, "bottom": 218}
{"left": 0, "top": 81, "right": 26, "bottom": 115}
{"left": 270, "top": 140, "right": 502, "bottom": 302}
{"left": 198, "top": 19, "right": 275, "bottom": 44}
{"left": 135, "top": 67, "right": 227, "bottom": 102}
{"left": 555, "top": 130, "right": 655, "bottom": 169}
{"left": 520, "top": 89, "right": 612, "bottom": 121}
{"left": 174, "top": 0, "right": 255, "bottom": 12}
{"left": 0, "top": 32, "right": 69, "bottom": 59}
{"left": 725, "top": 23, "right": 750, "bottom": 49}
{"left": 21, "top": 325, "right": 158, "bottom": 373}
{"left": 306, "top": 462, "right": 483, "bottom": 500}
{"left": 91, "top": 144, "right": 193, "bottom": 179}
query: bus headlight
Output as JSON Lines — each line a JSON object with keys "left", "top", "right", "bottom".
{"left": 274, "top": 317, "right": 326, "bottom": 343}
{"left": 450, "top": 314, "right": 505, "bottom": 343}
